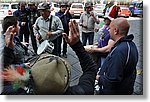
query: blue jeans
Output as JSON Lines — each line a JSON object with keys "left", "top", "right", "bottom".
{"left": 82, "top": 32, "right": 94, "bottom": 46}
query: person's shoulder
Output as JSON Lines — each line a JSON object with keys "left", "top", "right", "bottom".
{"left": 55, "top": 12, "right": 59, "bottom": 15}
{"left": 93, "top": 11, "right": 97, "bottom": 15}
{"left": 13, "top": 9, "right": 19, "bottom": 13}
{"left": 25, "top": 8, "right": 30, "bottom": 11}
{"left": 52, "top": 15, "right": 61, "bottom": 20}
{"left": 35, "top": 16, "right": 42, "bottom": 21}
{"left": 115, "top": 41, "right": 129, "bottom": 52}
{"left": 83, "top": 12, "right": 87, "bottom": 15}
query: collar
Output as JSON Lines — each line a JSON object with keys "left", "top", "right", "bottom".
{"left": 85, "top": 11, "right": 90, "bottom": 15}
{"left": 114, "top": 34, "right": 134, "bottom": 47}
{"left": 41, "top": 15, "right": 52, "bottom": 22}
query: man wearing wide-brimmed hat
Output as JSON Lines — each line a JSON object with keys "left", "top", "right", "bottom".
{"left": 79, "top": 1, "right": 100, "bottom": 46}
{"left": 33, "top": 2, "right": 64, "bottom": 56}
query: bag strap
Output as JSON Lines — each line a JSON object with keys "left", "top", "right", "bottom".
{"left": 49, "top": 15, "right": 53, "bottom": 31}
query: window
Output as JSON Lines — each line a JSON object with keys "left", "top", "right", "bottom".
{"left": 72, "top": 5, "right": 83, "bottom": 9}
{"left": 0, "top": 4, "right": 9, "bottom": 9}
{"left": 11, "top": 4, "right": 18, "bottom": 9}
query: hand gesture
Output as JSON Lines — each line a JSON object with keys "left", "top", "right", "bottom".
{"left": 46, "top": 32, "right": 52, "bottom": 38}
{"left": 4, "top": 26, "right": 16, "bottom": 49}
{"left": 64, "top": 7, "right": 69, "bottom": 15}
{"left": 63, "top": 20, "right": 80, "bottom": 45}
{"left": 35, "top": 34, "right": 41, "bottom": 41}
{"left": 90, "top": 11, "right": 94, "bottom": 17}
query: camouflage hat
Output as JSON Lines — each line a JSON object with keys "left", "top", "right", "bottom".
{"left": 85, "top": 2, "right": 93, "bottom": 8}
{"left": 38, "top": 2, "right": 51, "bottom": 10}
{"left": 31, "top": 53, "right": 71, "bottom": 94}
{"left": 28, "top": 2, "right": 35, "bottom": 6}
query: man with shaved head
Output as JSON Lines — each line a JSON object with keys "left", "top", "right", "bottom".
{"left": 96, "top": 18, "right": 138, "bottom": 95}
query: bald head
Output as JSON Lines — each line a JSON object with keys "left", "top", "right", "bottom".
{"left": 111, "top": 18, "right": 130, "bottom": 36}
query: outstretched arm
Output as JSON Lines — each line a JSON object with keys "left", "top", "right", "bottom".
{"left": 63, "top": 20, "right": 97, "bottom": 95}
{"left": 3, "top": 26, "right": 16, "bottom": 67}
{"left": 88, "top": 39, "right": 115, "bottom": 53}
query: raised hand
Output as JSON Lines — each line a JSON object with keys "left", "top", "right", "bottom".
{"left": 62, "top": 20, "right": 80, "bottom": 45}
{"left": 4, "top": 26, "right": 16, "bottom": 49}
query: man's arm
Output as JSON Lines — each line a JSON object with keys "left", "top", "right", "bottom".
{"left": 3, "top": 26, "right": 16, "bottom": 67}
{"left": 33, "top": 17, "right": 40, "bottom": 36}
{"left": 3, "top": 47, "right": 15, "bottom": 67}
{"left": 69, "top": 41, "right": 97, "bottom": 95}
{"left": 89, "top": 39, "right": 115, "bottom": 53}
{"left": 90, "top": 12, "right": 99, "bottom": 24}
{"left": 79, "top": 14, "right": 84, "bottom": 26}
{"left": 55, "top": 12, "right": 64, "bottom": 19}
{"left": 48, "top": 16, "right": 64, "bottom": 41}
{"left": 63, "top": 20, "right": 97, "bottom": 95}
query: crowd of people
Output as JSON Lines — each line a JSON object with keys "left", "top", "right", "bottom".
{"left": 0, "top": 1, "right": 138, "bottom": 95}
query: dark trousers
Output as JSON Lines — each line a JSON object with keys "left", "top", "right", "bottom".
{"left": 19, "top": 26, "right": 30, "bottom": 43}
{"left": 82, "top": 32, "right": 94, "bottom": 46}
{"left": 52, "top": 36, "right": 62, "bottom": 56}
{"left": 62, "top": 37, "right": 67, "bottom": 54}
{"left": 19, "top": 26, "right": 29, "bottom": 54}
{"left": 62, "top": 30, "right": 69, "bottom": 54}
{"left": 29, "top": 27, "right": 37, "bottom": 54}
{"left": 56, "top": 34, "right": 68, "bottom": 56}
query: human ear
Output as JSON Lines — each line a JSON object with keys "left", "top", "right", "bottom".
{"left": 114, "top": 28, "right": 118, "bottom": 35}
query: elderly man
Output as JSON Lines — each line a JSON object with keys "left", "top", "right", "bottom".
{"left": 33, "top": 2, "right": 63, "bottom": 56}
{"left": 96, "top": 18, "right": 138, "bottom": 95}
{"left": 79, "top": 2, "right": 99, "bottom": 46}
